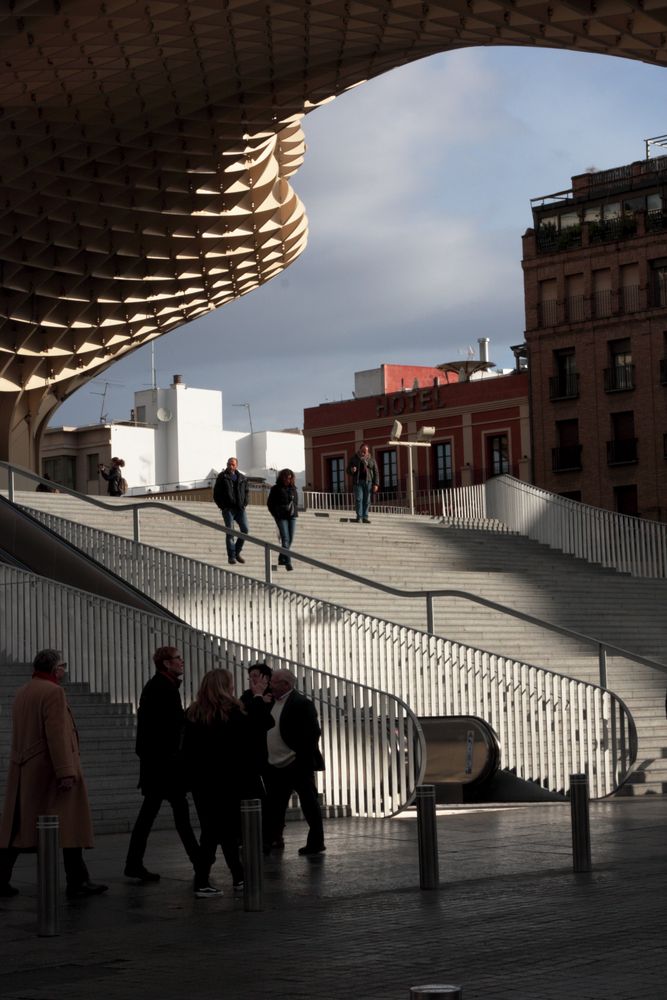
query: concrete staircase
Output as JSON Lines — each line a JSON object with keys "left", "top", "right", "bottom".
{"left": 0, "top": 663, "right": 145, "bottom": 835}
{"left": 14, "top": 491, "right": 667, "bottom": 795}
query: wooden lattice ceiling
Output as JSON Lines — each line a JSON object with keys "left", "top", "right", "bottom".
{"left": 0, "top": 0, "right": 664, "bottom": 462}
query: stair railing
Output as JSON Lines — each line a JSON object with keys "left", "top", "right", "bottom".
{"left": 0, "top": 563, "right": 424, "bottom": 819}
{"left": 486, "top": 474, "right": 667, "bottom": 578}
{"left": 19, "top": 502, "right": 645, "bottom": 798}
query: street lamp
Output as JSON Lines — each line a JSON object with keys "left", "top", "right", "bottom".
{"left": 388, "top": 423, "right": 435, "bottom": 515}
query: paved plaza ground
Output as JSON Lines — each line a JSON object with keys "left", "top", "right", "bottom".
{"left": 1, "top": 797, "right": 665, "bottom": 1000}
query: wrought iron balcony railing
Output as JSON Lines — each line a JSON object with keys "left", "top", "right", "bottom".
{"left": 607, "top": 438, "right": 638, "bottom": 465}
{"left": 552, "top": 445, "right": 582, "bottom": 472}
{"left": 549, "top": 373, "right": 580, "bottom": 400}
{"left": 604, "top": 364, "right": 635, "bottom": 392}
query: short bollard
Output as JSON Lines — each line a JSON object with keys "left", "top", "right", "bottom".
{"left": 37, "top": 815, "right": 59, "bottom": 937}
{"left": 410, "top": 985, "right": 463, "bottom": 999}
{"left": 241, "top": 798, "right": 263, "bottom": 912}
{"left": 416, "top": 784, "right": 439, "bottom": 890}
{"left": 570, "top": 773, "right": 592, "bottom": 873}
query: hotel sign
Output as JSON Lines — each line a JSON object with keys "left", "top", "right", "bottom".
{"left": 376, "top": 387, "right": 444, "bottom": 417}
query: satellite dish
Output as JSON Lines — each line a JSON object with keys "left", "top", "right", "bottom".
{"left": 156, "top": 407, "right": 173, "bottom": 422}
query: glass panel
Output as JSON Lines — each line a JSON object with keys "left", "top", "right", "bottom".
{"left": 647, "top": 193, "right": 662, "bottom": 211}
{"left": 584, "top": 206, "right": 602, "bottom": 222}
{"left": 604, "top": 202, "right": 621, "bottom": 220}
{"left": 560, "top": 211, "right": 579, "bottom": 229}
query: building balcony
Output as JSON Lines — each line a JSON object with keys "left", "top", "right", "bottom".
{"left": 647, "top": 208, "right": 667, "bottom": 233}
{"left": 565, "top": 295, "right": 586, "bottom": 323}
{"left": 552, "top": 445, "right": 582, "bottom": 472}
{"left": 619, "top": 285, "right": 640, "bottom": 313}
{"left": 549, "top": 373, "right": 580, "bottom": 400}
{"left": 604, "top": 364, "right": 635, "bottom": 392}
{"left": 588, "top": 215, "right": 637, "bottom": 245}
{"left": 592, "top": 289, "right": 612, "bottom": 318}
{"left": 607, "top": 438, "right": 638, "bottom": 465}
{"left": 538, "top": 299, "right": 559, "bottom": 327}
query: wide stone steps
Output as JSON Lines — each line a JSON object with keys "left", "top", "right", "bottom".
{"left": 12, "top": 491, "right": 667, "bottom": 796}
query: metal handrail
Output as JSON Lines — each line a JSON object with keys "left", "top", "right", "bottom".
{"left": 4, "top": 460, "right": 666, "bottom": 689}
{"left": 5, "top": 468, "right": 641, "bottom": 797}
{"left": 0, "top": 563, "right": 425, "bottom": 819}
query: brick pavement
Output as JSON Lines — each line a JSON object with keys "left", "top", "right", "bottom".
{"left": 1, "top": 798, "right": 665, "bottom": 1000}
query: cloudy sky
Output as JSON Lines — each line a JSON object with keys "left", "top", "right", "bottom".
{"left": 53, "top": 45, "right": 666, "bottom": 433}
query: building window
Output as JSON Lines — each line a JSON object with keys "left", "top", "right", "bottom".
{"left": 613, "top": 484, "right": 638, "bottom": 517}
{"left": 565, "top": 273, "right": 585, "bottom": 323}
{"left": 327, "top": 457, "right": 345, "bottom": 494}
{"left": 552, "top": 419, "right": 582, "bottom": 472}
{"left": 604, "top": 339, "right": 634, "bottom": 392}
{"left": 43, "top": 456, "right": 76, "bottom": 491}
{"left": 433, "top": 442, "right": 453, "bottom": 488}
{"left": 86, "top": 453, "right": 100, "bottom": 480}
{"left": 378, "top": 449, "right": 398, "bottom": 490}
{"left": 619, "top": 263, "right": 640, "bottom": 313}
{"left": 537, "top": 278, "right": 558, "bottom": 327}
{"left": 592, "top": 269, "right": 612, "bottom": 318}
{"left": 559, "top": 490, "right": 582, "bottom": 502}
{"left": 549, "top": 349, "right": 578, "bottom": 400}
{"left": 651, "top": 259, "right": 667, "bottom": 307}
{"left": 135, "top": 405, "right": 146, "bottom": 424}
{"left": 487, "top": 434, "right": 509, "bottom": 476}
{"left": 607, "top": 411, "right": 637, "bottom": 465}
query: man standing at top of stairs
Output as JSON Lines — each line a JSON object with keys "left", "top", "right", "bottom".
{"left": 347, "top": 444, "right": 380, "bottom": 524}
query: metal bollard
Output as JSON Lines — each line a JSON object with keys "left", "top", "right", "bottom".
{"left": 410, "top": 986, "right": 463, "bottom": 999}
{"left": 416, "top": 784, "right": 439, "bottom": 890}
{"left": 37, "top": 815, "right": 60, "bottom": 937}
{"left": 241, "top": 798, "right": 263, "bottom": 912}
{"left": 570, "top": 773, "right": 592, "bottom": 873}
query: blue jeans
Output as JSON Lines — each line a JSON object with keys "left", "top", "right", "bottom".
{"left": 275, "top": 517, "right": 296, "bottom": 566}
{"left": 353, "top": 482, "right": 372, "bottom": 520}
{"left": 222, "top": 507, "right": 249, "bottom": 559}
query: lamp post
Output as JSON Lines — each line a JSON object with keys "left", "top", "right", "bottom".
{"left": 388, "top": 420, "right": 436, "bottom": 515}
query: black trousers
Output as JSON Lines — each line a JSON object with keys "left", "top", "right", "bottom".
{"left": 0, "top": 846, "right": 89, "bottom": 887}
{"left": 125, "top": 792, "right": 200, "bottom": 867}
{"left": 264, "top": 761, "right": 324, "bottom": 849}
{"left": 192, "top": 790, "right": 243, "bottom": 886}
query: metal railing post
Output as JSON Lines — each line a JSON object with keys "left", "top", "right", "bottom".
{"left": 241, "top": 798, "right": 263, "bottom": 911}
{"left": 598, "top": 644, "right": 607, "bottom": 689}
{"left": 410, "top": 986, "right": 463, "bottom": 998}
{"left": 416, "top": 784, "right": 439, "bottom": 890}
{"left": 132, "top": 505, "right": 140, "bottom": 543}
{"left": 426, "top": 594, "right": 434, "bottom": 635}
{"left": 37, "top": 815, "right": 59, "bottom": 936}
{"left": 570, "top": 773, "right": 592, "bottom": 873}
{"left": 264, "top": 544, "right": 272, "bottom": 585}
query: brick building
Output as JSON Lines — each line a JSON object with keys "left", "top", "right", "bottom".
{"left": 523, "top": 155, "right": 667, "bottom": 520}
{"left": 303, "top": 357, "right": 529, "bottom": 496}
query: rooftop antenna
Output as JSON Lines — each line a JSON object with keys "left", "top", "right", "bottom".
{"left": 90, "top": 380, "right": 123, "bottom": 423}
{"left": 233, "top": 402, "right": 254, "bottom": 435}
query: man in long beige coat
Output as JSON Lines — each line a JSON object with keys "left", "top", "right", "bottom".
{"left": 0, "top": 649, "right": 108, "bottom": 898}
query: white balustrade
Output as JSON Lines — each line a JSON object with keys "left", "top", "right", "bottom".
{"left": 25, "top": 507, "right": 636, "bottom": 798}
{"left": 486, "top": 475, "right": 667, "bottom": 578}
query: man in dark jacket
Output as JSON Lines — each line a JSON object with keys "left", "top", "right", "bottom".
{"left": 347, "top": 443, "right": 379, "bottom": 523}
{"left": 124, "top": 646, "right": 200, "bottom": 882}
{"left": 213, "top": 456, "right": 249, "bottom": 565}
{"left": 263, "top": 668, "right": 326, "bottom": 856}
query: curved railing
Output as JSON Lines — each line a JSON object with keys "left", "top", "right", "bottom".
{"left": 486, "top": 474, "right": 667, "bottom": 578}
{"left": 20, "top": 502, "right": 641, "bottom": 798}
{"left": 0, "top": 563, "right": 424, "bottom": 819}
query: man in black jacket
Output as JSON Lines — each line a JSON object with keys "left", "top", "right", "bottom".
{"left": 264, "top": 668, "right": 326, "bottom": 856}
{"left": 213, "top": 456, "right": 249, "bottom": 565}
{"left": 124, "top": 647, "right": 200, "bottom": 882}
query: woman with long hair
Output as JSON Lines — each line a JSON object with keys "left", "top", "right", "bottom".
{"left": 183, "top": 668, "right": 271, "bottom": 897}
{"left": 267, "top": 468, "right": 298, "bottom": 571}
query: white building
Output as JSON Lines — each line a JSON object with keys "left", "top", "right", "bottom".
{"left": 41, "top": 376, "right": 305, "bottom": 494}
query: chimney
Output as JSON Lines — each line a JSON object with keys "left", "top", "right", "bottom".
{"left": 172, "top": 374, "right": 185, "bottom": 387}
{"left": 478, "top": 338, "right": 490, "bottom": 364}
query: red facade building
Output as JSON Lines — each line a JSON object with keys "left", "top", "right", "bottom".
{"left": 303, "top": 363, "right": 529, "bottom": 496}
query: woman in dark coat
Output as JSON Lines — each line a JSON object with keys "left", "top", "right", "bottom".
{"left": 267, "top": 468, "right": 298, "bottom": 571}
{"left": 183, "top": 668, "right": 271, "bottom": 897}
{"left": 99, "top": 456, "right": 125, "bottom": 496}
